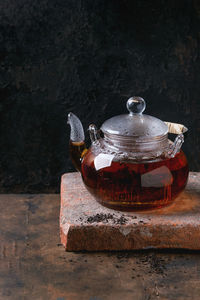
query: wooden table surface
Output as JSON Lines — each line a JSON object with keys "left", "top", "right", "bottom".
{"left": 0, "top": 193, "right": 200, "bottom": 300}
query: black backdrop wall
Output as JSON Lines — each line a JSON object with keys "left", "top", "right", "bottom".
{"left": 0, "top": 0, "right": 199, "bottom": 193}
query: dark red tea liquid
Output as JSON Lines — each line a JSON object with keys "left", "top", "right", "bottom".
{"left": 81, "top": 150, "right": 189, "bottom": 210}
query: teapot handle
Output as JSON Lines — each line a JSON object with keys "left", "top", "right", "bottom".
{"left": 164, "top": 122, "right": 188, "bottom": 158}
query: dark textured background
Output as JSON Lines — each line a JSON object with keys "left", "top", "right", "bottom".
{"left": 0, "top": 0, "right": 199, "bottom": 193}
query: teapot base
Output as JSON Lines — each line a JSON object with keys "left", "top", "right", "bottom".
{"left": 96, "top": 196, "right": 175, "bottom": 211}
{"left": 84, "top": 184, "right": 183, "bottom": 211}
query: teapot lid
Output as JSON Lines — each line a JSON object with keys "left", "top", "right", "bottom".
{"left": 101, "top": 97, "right": 168, "bottom": 140}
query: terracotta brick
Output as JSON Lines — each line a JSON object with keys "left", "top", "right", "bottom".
{"left": 60, "top": 172, "right": 200, "bottom": 251}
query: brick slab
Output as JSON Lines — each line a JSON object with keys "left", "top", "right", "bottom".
{"left": 60, "top": 172, "right": 200, "bottom": 251}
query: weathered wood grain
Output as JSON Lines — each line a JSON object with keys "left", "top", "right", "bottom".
{"left": 1, "top": 193, "right": 200, "bottom": 299}
{"left": 60, "top": 172, "right": 200, "bottom": 251}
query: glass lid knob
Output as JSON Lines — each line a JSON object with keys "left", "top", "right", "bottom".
{"left": 126, "top": 96, "right": 146, "bottom": 115}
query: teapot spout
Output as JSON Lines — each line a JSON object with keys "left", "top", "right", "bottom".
{"left": 67, "top": 113, "right": 87, "bottom": 171}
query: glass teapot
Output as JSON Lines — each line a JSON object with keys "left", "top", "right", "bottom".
{"left": 68, "top": 97, "right": 188, "bottom": 210}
